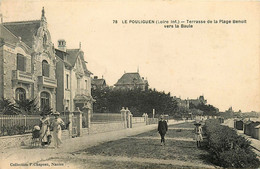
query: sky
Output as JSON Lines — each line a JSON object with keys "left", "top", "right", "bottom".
{"left": 0, "top": 0, "right": 259, "bottom": 112}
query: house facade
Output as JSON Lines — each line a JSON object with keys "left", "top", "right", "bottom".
{"left": 0, "top": 8, "right": 93, "bottom": 114}
{"left": 55, "top": 40, "right": 94, "bottom": 113}
{"left": 0, "top": 8, "right": 57, "bottom": 111}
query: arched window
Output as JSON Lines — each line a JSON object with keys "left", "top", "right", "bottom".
{"left": 42, "top": 60, "right": 49, "bottom": 77}
{"left": 17, "top": 53, "right": 26, "bottom": 71}
{"left": 15, "top": 88, "right": 26, "bottom": 101}
{"left": 40, "top": 92, "right": 50, "bottom": 110}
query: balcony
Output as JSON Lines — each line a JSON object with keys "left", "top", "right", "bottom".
{"left": 12, "top": 70, "right": 34, "bottom": 84}
{"left": 75, "top": 89, "right": 90, "bottom": 96}
{"left": 38, "top": 76, "right": 57, "bottom": 88}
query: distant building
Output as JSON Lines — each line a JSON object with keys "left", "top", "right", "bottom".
{"left": 114, "top": 72, "right": 148, "bottom": 91}
{"left": 174, "top": 95, "right": 208, "bottom": 109}
{"left": 91, "top": 76, "right": 107, "bottom": 90}
{"left": 189, "top": 95, "right": 207, "bottom": 106}
{"left": 173, "top": 96, "right": 189, "bottom": 109}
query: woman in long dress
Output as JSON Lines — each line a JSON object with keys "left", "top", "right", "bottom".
{"left": 52, "top": 111, "right": 65, "bottom": 148}
{"left": 40, "top": 114, "right": 50, "bottom": 146}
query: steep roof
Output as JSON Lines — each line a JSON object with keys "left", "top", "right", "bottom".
{"left": 55, "top": 48, "right": 72, "bottom": 67}
{"left": 0, "top": 24, "right": 19, "bottom": 45}
{"left": 66, "top": 48, "right": 92, "bottom": 75}
{"left": 92, "top": 78, "right": 106, "bottom": 86}
{"left": 115, "top": 72, "right": 146, "bottom": 86}
{"left": 2, "top": 20, "right": 41, "bottom": 48}
{"left": 66, "top": 49, "right": 80, "bottom": 66}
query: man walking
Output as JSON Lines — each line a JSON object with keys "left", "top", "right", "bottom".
{"left": 158, "top": 115, "right": 168, "bottom": 146}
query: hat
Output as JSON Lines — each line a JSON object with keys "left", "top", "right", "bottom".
{"left": 34, "top": 125, "right": 40, "bottom": 130}
{"left": 194, "top": 122, "right": 201, "bottom": 126}
{"left": 53, "top": 111, "right": 60, "bottom": 116}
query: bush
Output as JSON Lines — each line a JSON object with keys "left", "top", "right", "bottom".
{"left": 204, "top": 119, "right": 260, "bottom": 168}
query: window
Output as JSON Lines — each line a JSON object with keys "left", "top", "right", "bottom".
{"left": 66, "top": 74, "right": 69, "bottom": 89}
{"left": 42, "top": 60, "right": 49, "bottom": 77}
{"left": 15, "top": 88, "right": 26, "bottom": 101}
{"left": 40, "top": 92, "right": 50, "bottom": 110}
{"left": 17, "top": 54, "right": 26, "bottom": 71}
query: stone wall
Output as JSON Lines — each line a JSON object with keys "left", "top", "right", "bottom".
{"left": 88, "top": 122, "right": 125, "bottom": 134}
{"left": 0, "top": 130, "right": 70, "bottom": 149}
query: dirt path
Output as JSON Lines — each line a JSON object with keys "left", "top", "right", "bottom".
{"left": 129, "top": 136, "right": 194, "bottom": 142}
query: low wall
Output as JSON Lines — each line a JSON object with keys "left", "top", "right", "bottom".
{"left": 132, "top": 122, "right": 146, "bottom": 128}
{"left": 0, "top": 130, "right": 70, "bottom": 149}
{"left": 87, "top": 122, "right": 125, "bottom": 134}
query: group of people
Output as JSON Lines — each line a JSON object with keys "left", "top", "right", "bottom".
{"left": 38, "top": 111, "right": 65, "bottom": 148}
{"left": 157, "top": 115, "right": 203, "bottom": 147}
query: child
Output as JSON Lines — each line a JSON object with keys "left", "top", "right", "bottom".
{"left": 194, "top": 122, "right": 203, "bottom": 147}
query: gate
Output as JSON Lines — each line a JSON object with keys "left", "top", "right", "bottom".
{"left": 72, "top": 114, "right": 78, "bottom": 137}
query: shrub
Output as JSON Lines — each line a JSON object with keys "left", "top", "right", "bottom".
{"left": 204, "top": 119, "right": 260, "bottom": 168}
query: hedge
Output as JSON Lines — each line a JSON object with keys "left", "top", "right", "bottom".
{"left": 204, "top": 119, "right": 260, "bottom": 168}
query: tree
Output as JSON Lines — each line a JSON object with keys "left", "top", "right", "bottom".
{"left": 0, "top": 97, "right": 19, "bottom": 115}
{"left": 91, "top": 87, "right": 178, "bottom": 116}
{"left": 15, "top": 98, "right": 39, "bottom": 115}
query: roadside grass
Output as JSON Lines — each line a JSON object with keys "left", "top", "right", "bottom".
{"left": 135, "top": 129, "right": 194, "bottom": 138}
{"left": 85, "top": 137, "right": 207, "bottom": 162}
{"left": 53, "top": 157, "right": 196, "bottom": 169}
{"left": 65, "top": 121, "right": 214, "bottom": 168}
{"left": 168, "top": 121, "right": 196, "bottom": 128}
{"left": 84, "top": 122, "right": 211, "bottom": 165}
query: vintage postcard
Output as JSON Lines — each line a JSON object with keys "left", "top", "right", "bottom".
{"left": 0, "top": 0, "right": 259, "bottom": 168}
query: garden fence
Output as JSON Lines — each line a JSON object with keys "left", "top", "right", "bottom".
{"left": 0, "top": 114, "right": 69, "bottom": 136}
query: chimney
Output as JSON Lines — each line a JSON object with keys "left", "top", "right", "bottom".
{"left": 94, "top": 76, "right": 98, "bottom": 79}
{"left": 58, "top": 39, "right": 66, "bottom": 52}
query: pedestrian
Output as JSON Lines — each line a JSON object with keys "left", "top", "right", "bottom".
{"left": 158, "top": 115, "right": 168, "bottom": 146}
{"left": 52, "top": 111, "right": 65, "bottom": 148}
{"left": 39, "top": 113, "right": 51, "bottom": 146}
{"left": 194, "top": 122, "right": 203, "bottom": 148}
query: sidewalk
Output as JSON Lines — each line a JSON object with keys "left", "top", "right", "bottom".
{"left": 0, "top": 120, "right": 183, "bottom": 168}
{"left": 223, "top": 119, "right": 260, "bottom": 157}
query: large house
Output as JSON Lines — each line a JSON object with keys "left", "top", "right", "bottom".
{"left": 189, "top": 95, "right": 207, "bottom": 106}
{"left": 0, "top": 8, "right": 93, "bottom": 113}
{"left": 114, "top": 72, "right": 148, "bottom": 91}
{"left": 0, "top": 8, "right": 57, "bottom": 110}
{"left": 174, "top": 95, "right": 208, "bottom": 109}
{"left": 55, "top": 40, "right": 94, "bottom": 112}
